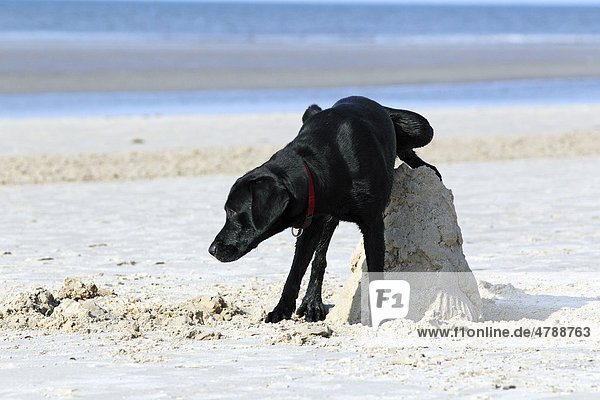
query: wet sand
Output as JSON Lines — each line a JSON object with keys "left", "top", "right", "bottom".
{"left": 3, "top": 40, "right": 600, "bottom": 93}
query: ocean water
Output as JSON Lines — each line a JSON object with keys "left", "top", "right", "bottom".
{"left": 2, "top": 78, "right": 600, "bottom": 118}
{"left": 2, "top": 0, "right": 600, "bottom": 116}
{"left": 3, "top": 1, "right": 600, "bottom": 45}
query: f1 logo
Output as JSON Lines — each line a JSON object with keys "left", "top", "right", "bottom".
{"left": 368, "top": 280, "right": 410, "bottom": 330}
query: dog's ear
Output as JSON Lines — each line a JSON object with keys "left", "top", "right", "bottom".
{"left": 250, "top": 178, "right": 289, "bottom": 231}
{"left": 302, "top": 104, "right": 322, "bottom": 123}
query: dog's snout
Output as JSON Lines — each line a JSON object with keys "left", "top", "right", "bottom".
{"left": 208, "top": 238, "right": 244, "bottom": 263}
{"left": 208, "top": 242, "right": 217, "bottom": 257}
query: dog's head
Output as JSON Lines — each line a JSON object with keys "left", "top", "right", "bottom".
{"left": 209, "top": 169, "right": 291, "bottom": 262}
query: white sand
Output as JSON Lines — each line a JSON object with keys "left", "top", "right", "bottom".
{"left": 1, "top": 104, "right": 600, "bottom": 185}
{"left": 2, "top": 104, "right": 600, "bottom": 156}
{"left": 1, "top": 105, "right": 599, "bottom": 398}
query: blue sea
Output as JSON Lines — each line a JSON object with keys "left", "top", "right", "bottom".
{"left": 2, "top": 0, "right": 600, "bottom": 117}
{"left": 3, "top": 1, "right": 600, "bottom": 44}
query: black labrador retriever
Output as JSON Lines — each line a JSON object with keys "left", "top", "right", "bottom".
{"left": 209, "top": 96, "right": 440, "bottom": 323}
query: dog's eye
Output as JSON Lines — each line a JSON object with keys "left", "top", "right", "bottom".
{"left": 228, "top": 210, "right": 237, "bottom": 218}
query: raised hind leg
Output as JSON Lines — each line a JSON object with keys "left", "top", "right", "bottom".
{"left": 398, "top": 148, "right": 442, "bottom": 180}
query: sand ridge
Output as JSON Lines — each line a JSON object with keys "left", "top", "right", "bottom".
{"left": 1, "top": 131, "right": 599, "bottom": 185}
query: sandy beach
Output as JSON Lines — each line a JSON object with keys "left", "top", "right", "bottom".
{"left": 1, "top": 104, "right": 600, "bottom": 185}
{"left": 3, "top": 41, "right": 600, "bottom": 93}
{"left": 1, "top": 101, "right": 599, "bottom": 398}
{"left": 2, "top": 3, "right": 600, "bottom": 394}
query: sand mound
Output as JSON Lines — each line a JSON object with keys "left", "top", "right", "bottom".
{"left": 0, "top": 288, "right": 59, "bottom": 318}
{"left": 55, "top": 277, "right": 102, "bottom": 301}
{"left": 0, "top": 277, "right": 242, "bottom": 340}
{"left": 327, "top": 164, "right": 482, "bottom": 325}
{"left": 0, "top": 277, "right": 342, "bottom": 347}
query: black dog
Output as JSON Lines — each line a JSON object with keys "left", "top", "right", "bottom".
{"left": 209, "top": 96, "right": 440, "bottom": 323}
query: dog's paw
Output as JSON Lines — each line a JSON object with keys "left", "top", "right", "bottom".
{"left": 265, "top": 303, "right": 294, "bottom": 323}
{"left": 296, "top": 298, "right": 327, "bottom": 322}
{"left": 427, "top": 163, "right": 443, "bottom": 181}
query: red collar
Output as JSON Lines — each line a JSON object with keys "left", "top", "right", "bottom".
{"left": 294, "top": 161, "right": 315, "bottom": 229}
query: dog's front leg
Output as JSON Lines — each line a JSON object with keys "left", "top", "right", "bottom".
{"left": 297, "top": 216, "right": 339, "bottom": 322}
{"left": 266, "top": 217, "right": 325, "bottom": 323}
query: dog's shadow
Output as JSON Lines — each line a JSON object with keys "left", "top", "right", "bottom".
{"left": 479, "top": 281, "right": 597, "bottom": 322}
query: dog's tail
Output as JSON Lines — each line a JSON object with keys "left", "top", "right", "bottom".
{"left": 384, "top": 107, "right": 433, "bottom": 150}
{"left": 384, "top": 106, "right": 441, "bottom": 179}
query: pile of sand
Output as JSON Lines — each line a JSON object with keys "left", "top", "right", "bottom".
{"left": 0, "top": 277, "right": 241, "bottom": 340}
{"left": 1, "top": 274, "right": 598, "bottom": 356}
{"left": 328, "top": 164, "right": 482, "bottom": 326}
{"left": 0, "top": 277, "right": 341, "bottom": 346}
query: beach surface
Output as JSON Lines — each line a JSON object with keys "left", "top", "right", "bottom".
{"left": 3, "top": 41, "right": 600, "bottom": 93}
{"left": 1, "top": 104, "right": 599, "bottom": 398}
{"left": 1, "top": 104, "right": 600, "bottom": 185}
{"left": 3, "top": 2, "right": 600, "bottom": 396}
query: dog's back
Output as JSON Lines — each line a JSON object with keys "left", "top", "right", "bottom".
{"left": 285, "top": 96, "right": 398, "bottom": 221}
{"left": 300, "top": 96, "right": 440, "bottom": 180}
{"left": 297, "top": 96, "right": 398, "bottom": 167}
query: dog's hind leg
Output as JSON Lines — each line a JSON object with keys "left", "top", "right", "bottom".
{"left": 297, "top": 215, "right": 339, "bottom": 322}
{"left": 361, "top": 216, "right": 386, "bottom": 277}
{"left": 266, "top": 217, "right": 326, "bottom": 323}
{"left": 398, "top": 148, "right": 442, "bottom": 180}
{"left": 384, "top": 106, "right": 442, "bottom": 180}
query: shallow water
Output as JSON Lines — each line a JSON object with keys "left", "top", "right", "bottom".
{"left": 2, "top": 2, "right": 600, "bottom": 117}
{"left": 2, "top": 77, "right": 600, "bottom": 118}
